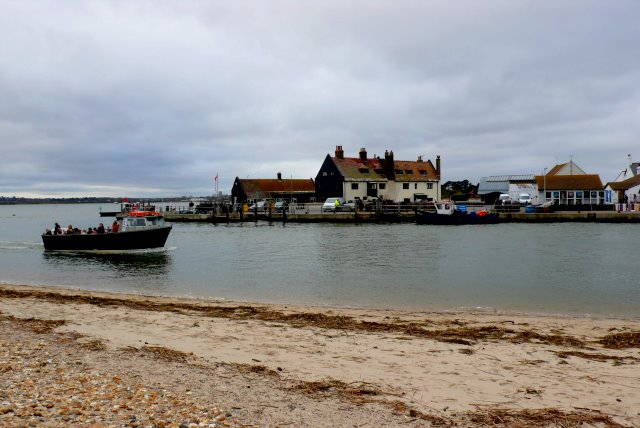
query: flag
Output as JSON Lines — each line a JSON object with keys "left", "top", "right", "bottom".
{"left": 214, "top": 174, "right": 218, "bottom": 182}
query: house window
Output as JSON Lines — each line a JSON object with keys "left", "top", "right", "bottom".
{"left": 322, "top": 172, "right": 327, "bottom": 176}
{"left": 395, "top": 169, "right": 403, "bottom": 175}
{"left": 405, "top": 170, "right": 413, "bottom": 175}
{"left": 427, "top": 183, "right": 433, "bottom": 190}
{"left": 419, "top": 170, "right": 427, "bottom": 175}
{"left": 359, "top": 168, "right": 369, "bottom": 173}
{"left": 330, "top": 171, "right": 334, "bottom": 175}
{"left": 414, "top": 183, "right": 418, "bottom": 189}
{"left": 351, "top": 183, "right": 359, "bottom": 190}
{"left": 379, "top": 183, "right": 386, "bottom": 190}
{"left": 403, "top": 183, "right": 409, "bottom": 189}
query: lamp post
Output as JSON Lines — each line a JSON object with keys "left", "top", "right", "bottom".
{"left": 543, "top": 167, "right": 547, "bottom": 204}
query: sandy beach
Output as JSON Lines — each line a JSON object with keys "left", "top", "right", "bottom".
{"left": 1, "top": 284, "right": 639, "bottom": 427}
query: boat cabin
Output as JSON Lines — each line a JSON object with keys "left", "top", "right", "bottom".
{"left": 118, "top": 212, "right": 166, "bottom": 232}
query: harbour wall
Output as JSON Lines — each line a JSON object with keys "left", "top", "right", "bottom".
{"left": 163, "top": 211, "right": 640, "bottom": 224}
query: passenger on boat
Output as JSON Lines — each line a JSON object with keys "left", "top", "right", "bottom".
{"left": 54, "top": 223, "right": 62, "bottom": 235}
{"left": 111, "top": 220, "right": 119, "bottom": 233}
{"left": 97, "top": 223, "right": 105, "bottom": 234}
{"left": 66, "top": 225, "right": 74, "bottom": 235}
{"left": 44, "top": 229, "right": 52, "bottom": 235}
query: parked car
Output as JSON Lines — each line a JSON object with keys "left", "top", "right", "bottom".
{"left": 322, "top": 197, "right": 346, "bottom": 212}
{"left": 248, "top": 201, "right": 268, "bottom": 212}
{"left": 335, "top": 200, "right": 356, "bottom": 212}
{"left": 274, "top": 200, "right": 288, "bottom": 212}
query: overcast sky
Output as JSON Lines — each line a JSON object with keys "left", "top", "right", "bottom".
{"left": 1, "top": 1, "right": 639, "bottom": 197}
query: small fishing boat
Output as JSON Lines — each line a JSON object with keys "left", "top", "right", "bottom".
{"left": 416, "top": 202, "right": 499, "bottom": 225}
{"left": 42, "top": 211, "right": 172, "bottom": 251}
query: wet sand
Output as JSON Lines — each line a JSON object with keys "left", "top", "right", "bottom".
{"left": 1, "top": 283, "right": 639, "bottom": 427}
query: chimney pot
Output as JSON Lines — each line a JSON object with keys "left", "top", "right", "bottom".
{"left": 359, "top": 147, "right": 367, "bottom": 160}
{"left": 335, "top": 145, "right": 344, "bottom": 159}
{"left": 277, "top": 172, "right": 282, "bottom": 180}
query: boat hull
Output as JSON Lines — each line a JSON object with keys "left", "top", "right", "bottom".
{"left": 416, "top": 211, "right": 499, "bottom": 225}
{"left": 42, "top": 226, "right": 172, "bottom": 251}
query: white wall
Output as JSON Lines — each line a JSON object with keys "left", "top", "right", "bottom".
{"left": 508, "top": 183, "right": 539, "bottom": 203}
{"left": 342, "top": 179, "right": 439, "bottom": 202}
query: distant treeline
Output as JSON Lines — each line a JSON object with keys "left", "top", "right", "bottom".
{"left": 0, "top": 196, "right": 211, "bottom": 205}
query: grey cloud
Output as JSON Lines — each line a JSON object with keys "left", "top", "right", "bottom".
{"left": 1, "top": 1, "right": 639, "bottom": 197}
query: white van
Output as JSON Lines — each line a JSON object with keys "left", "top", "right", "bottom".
{"left": 518, "top": 193, "right": 531, "bottom": 205}
{"left": 498, "top": 194, "right": 511, "bottom": 204}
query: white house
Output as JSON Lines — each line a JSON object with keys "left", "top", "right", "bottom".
{"left": 536, "top": 161, "right": 604, "bottom": 206}
{"left": 315, "top": 147, "right": 441, "bottom": 203}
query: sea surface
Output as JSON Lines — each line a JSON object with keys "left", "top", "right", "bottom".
{"left": 1, "top": 203, "right": 639, "bottom": 317}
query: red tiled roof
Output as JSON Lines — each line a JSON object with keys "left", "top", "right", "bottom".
{"left": 333, "top": 157, "right": 386, "bottom": 180}
{"left": 546, "top": 163, "right": 566, "bottom": 176}
{"left": 393, "top": 160, "right": 438, "bottom": 181}
{"left": 333, "top": 157, "right": 438, "bottom": 181}
{"left": 535, "top": 174, "right": 603, "bottom": 190}
{"left": 606, "top": 174, "right": 640, "bottom": 190}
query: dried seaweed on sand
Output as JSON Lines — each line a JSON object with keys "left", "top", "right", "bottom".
{"left": 599, "top": 331, "right": 640, "bottom": 349}
{"left": 466, "top": 407, "right": 627, "bottom": 427}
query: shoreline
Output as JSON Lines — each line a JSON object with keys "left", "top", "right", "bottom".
{"left": 3, "top": 281, "right": 638, "bottom": 321}
{"left": 2, "top": 283, "right": 640, "bottom": 426}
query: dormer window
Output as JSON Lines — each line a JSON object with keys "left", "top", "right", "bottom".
{"left": 395, "top": 169, "right": 403, "bottom": 175}
{"left": 419, "top": 170, "right": 427, "bottom": 175}
{"left": 359, "top": 168, "right": 369, "bottom": 173}
{"left": 404, "top": 170, "right": 413, "bottom": 175}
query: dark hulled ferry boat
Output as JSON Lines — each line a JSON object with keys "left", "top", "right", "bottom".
{"left": 42, "top": 211, "right": 172, "bottom": 251}
{"left": 416, "top": 202, "right": 499, "bottom": 225}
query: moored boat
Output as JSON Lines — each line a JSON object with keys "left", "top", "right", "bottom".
{"left": 416, "top": 202, "right": 499, "bottom": 225}
{"left": 42, "top": 211, "right": 172, "bottom": 251}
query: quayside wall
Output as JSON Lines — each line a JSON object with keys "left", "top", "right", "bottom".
{"left": 163, "top": 211, "right": 640, "bottom": 224}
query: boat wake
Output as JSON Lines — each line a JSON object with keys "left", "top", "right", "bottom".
{"left": 0, "top": 240, "right": 43, "bottom": 251}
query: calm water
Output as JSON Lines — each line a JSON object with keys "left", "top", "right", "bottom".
{"left": 1, "top": 203, "right": 639, "bottom": 317}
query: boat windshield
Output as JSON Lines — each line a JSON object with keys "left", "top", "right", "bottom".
{"left": 122, "top": 216, "right": 165, "bottom": 230}
{"left": 124, "top": 217, "right": 147, "bottom": 228}
{"left": 146, "top": 217, "right": 164, "bottom": 226}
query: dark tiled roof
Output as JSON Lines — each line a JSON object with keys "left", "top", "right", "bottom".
{"left": 238, "top": 179, "right": 315, "bottom": 195}
{"left": 607, "top": 174, "right": 640, "bottom": 190}
{"left": 535, "top": 175, "right": 603, "bottom": 190}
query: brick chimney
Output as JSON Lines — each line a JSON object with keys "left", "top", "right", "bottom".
{"left": 359, "top": 147, "right": 367, "bottom": 161}
{"left": 436, "top": 155, "right": 441, "bottom": 179}
{"left": 383, "top": 150, "right": 395, "bottom": 180}
{"left": 277, "top": 172, "right": 282, "bottom": 180}
{"left": 335, "top": 145, "right": 344, "bottom": 159}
